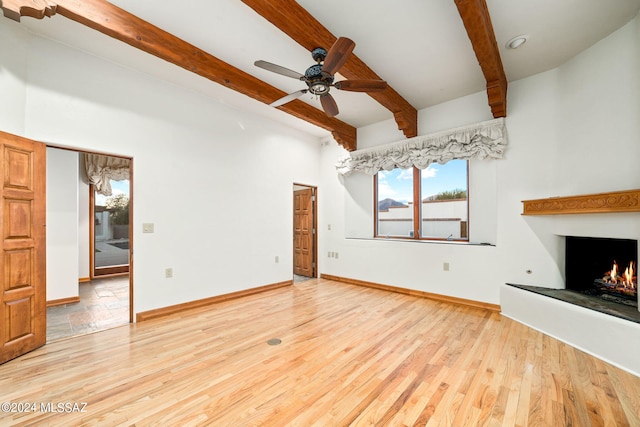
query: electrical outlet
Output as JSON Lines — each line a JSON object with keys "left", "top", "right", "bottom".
{"left": 443, "top": 262, "right": 450, "bottom": 271}
{"left": 328, "top": 224, "right": 332, "bottom": 231}
{"left": 165, "top": 268, "right": 173, "bottom": 278}
{"left": 142, "top": 223, "right": 154, "bottom": 233}
{"left": 275, "top": 256, "right": 279, "bottom": 263}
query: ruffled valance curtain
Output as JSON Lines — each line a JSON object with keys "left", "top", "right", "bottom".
{"left": 336, "top": 118, "right": 507, "bottom": 176}
{"left": 84, "top": 153, "right": 130, "bottom": 196}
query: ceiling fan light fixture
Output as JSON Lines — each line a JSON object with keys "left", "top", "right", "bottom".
{"left": 304, "top": 64, "right": 334, "bottom": 95}
{"left": 255, "top": 37, "right": 374, "bottom": 117}
{"left": 309, "top": 82, "right": 330, "bottom": 95}
{"left": 506, "top": 35, "right": 528, "bottom": 49}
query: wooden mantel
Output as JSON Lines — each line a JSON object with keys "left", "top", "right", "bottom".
{"left": 522, "top": 189, "right": 640, "bottom": 215}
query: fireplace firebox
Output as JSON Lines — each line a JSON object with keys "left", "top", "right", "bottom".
{"left": 565, "top": 236, "right": 637, "bottom": 307}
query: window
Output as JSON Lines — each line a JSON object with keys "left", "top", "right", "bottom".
{"left": 375, "top": 160, "right": 469, "bottom": 241}
{"left": 375, "top": 168, "right": 415, "bottom": 238}
{"left": 91, "top": 179, "right": 130, "bottom": 276}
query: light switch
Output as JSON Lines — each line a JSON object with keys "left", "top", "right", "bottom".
{"left": 142, "top": 223, "right": 154, "bottom": 233}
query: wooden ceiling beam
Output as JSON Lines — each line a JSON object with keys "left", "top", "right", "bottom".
{"left": 0, "top": 0, "right": 357, "bottom": 150}
{"left": 454, "top": 0, "right": 507, "bottom": 118}
{"left": 240, "top": 0, "right": 418, "bottom": 139}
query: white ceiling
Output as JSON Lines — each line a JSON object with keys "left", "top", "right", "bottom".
{"left": 16, "top": 0, "right": 640, "bottom": 137}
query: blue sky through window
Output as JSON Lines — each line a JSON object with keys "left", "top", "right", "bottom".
{"left": 95, "top": 179, "right": 130, "bottom": 206}
{"left": 377, "top": 160, "right": 467, "bottom": 204}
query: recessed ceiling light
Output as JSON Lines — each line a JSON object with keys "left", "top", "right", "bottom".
{"left": 506, "top": 35, "right": 529, "bottom": 49}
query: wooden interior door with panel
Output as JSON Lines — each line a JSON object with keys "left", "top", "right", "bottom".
{"left": 0, "top": 131, "right": 46, "bottom": 364}
{"left": 293, "top": 187, "right": 314, "bottom": 277}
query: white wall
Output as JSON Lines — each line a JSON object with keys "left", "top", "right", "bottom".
{"left": 322, "top": 15, "right": 640, "bottom": 306}
{"left": 322, "top": 130, "right": 501, "bottom": 304}
{"left": 46, "top": 147, "right": 79, "bottom": 301}
{"left": 500, "top": 16, "right": 640, "bottom": 289}
{"left": 0, "top": 20, "right": 321, "bottom": 315}
{"left": 0, "top": 19, "right": 27, "bottom": 134}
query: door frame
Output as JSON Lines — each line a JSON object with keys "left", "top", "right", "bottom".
{"left": 89, "top": 180, "right": 131, "bottom": 278}
{"left": 293, "top": 183, "right": 317, "bottom": 278}
{"left": 55, "top": 146, "right": 134, "bottom": 324}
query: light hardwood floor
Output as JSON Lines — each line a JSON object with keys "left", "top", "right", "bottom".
{"left": 1, "top": 278, "right": 639, "bottom": 426}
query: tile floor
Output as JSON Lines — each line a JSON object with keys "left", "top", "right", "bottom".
{"left": 294, "top": 274, "right": 314, "bottom": 283}
{"left": 46, "top": 275, "right": 130, "bottom": 342}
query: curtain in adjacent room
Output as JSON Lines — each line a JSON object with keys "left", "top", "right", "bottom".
{"left": 336, "top": 117, "right": 507, "bottom": 176}
{"left": 84, "top": 153, "right": 130, "bottom": 196}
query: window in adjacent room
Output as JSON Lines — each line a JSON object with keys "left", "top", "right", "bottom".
{"left": 375, "top": 160, "right": 469, "bottom": 241}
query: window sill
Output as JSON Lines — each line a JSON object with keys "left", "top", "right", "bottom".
{"left": 346, "top": 237, "right": 495, "bottom": 247}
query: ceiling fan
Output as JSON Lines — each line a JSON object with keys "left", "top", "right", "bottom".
{"left": 255, "top": 37, "right": 387, "bottom": 117}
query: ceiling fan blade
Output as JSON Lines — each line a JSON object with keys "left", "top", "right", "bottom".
{"left": 254, "top": 60, "right": 304, "bottom": 80}
{"left": 334, "top": 80, "right": 387, "bottom": 92}
{"left": 320, "top": 94, "right": 339, "bottom": 117}
{"left": 270, "top": 89, "right": 307, "bottom": 107}
{"left": 321, "top": 37, "right": 355, "bottom": 75}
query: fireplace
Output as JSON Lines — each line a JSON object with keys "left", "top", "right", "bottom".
{"left": 565, "top": 236, "right": 638, "bottom": 307}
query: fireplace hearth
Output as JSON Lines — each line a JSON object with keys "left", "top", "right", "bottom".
{"left": 566, "top": 236, "right": 637, "bottom": 308}
{"left": 506, "top": 283, "right": 640, "bottom": 324}
{"left": 504, "top": 236, "right": 639, "bottom": 325}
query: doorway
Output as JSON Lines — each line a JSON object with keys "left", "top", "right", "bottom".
{"left": 293, "top": 184, "right": 317, "bottom": 283}
{"left": 46, "top": 149, "right": 133, "bottom": 342}
{"left": 0, "top": 133, "right": 135, "bottom": 364}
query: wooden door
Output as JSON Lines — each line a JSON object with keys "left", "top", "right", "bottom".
{"left": 293, "top": 188, "right": 314, "bottom": 277}
{"left": 0, "top": 131, "right": 46, "bottom": 364}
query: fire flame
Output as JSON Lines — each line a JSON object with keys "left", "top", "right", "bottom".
{"left": 604, "top": 260, "right": 636, "bottom": 290}
{"left": 611, "top": 262, "right": 618, "bottom": 282}
{"left": 624, "top": 261, "right": 634, "bottom": 286}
